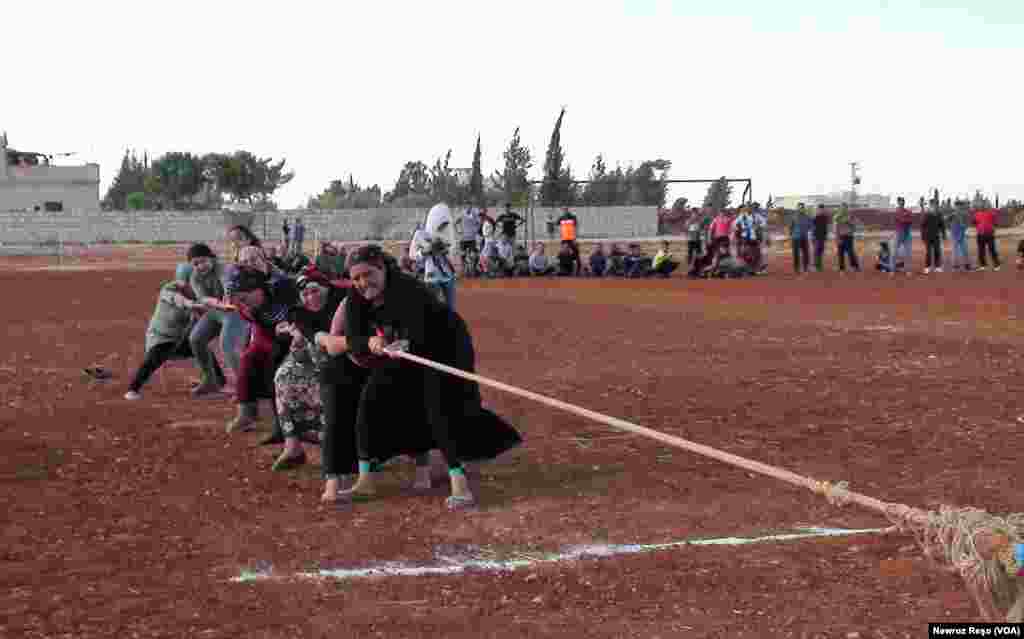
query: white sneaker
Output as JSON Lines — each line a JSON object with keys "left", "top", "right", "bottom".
{"left": 923, "top": 268, "right": 932, "bottom": 274}
{"left": 935, "top": 267, "right": 943, "bottom": 273}
{"left": 994, "top": 266, "right": 1001, "bottom": 272}
{"left": 124, "top": 390, "right": 142, "bottom": 400}
{"left": 976, "top": 266, "right": 987, "bottom": 272}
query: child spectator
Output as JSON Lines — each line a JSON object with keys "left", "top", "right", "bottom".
{"left": 876, "top": 240, "right": 895, "bottom": 273}
{"left": 946, "top": 200, "right": 972, "bottom": 271}
{"left": 893, "top": 196, "right": 914, "bottom": 272}
{"left": 812, "top": 204, "right": 830, "bottom": 272}
{"left": 834, "top": 203, "right": 861, "bottom": 272}
{"left": 588, "top": 244, "right": 608, "bottom": 277}
{"left": 787, "top": 203, "right": 813, "bottom": 273}
{"left": 529, "top": 244, "right": 556, "bottom": 276}
{"left": 512, "top": 243, "right": 530, "bottom": 276}
{"left": 686, "top": 213, "right": 703, "bottom": 266}
{"left": 624, "top": 244, "right": 652, "bottom": 278}
{"left": 606, "top": 243, "right": 627, "bottom": 276}
{"left": 651, "top": 241, "right": 680, "bottom": 278}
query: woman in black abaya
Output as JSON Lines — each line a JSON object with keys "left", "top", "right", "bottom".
{"left": 315, "top": 244, "right": 521, "bottom": 509}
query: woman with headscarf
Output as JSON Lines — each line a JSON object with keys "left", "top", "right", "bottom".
{"left": 185, "top": 243, "right": 233, "bottom": 395}
{"left": 225, "top": 265, "right": 299, "bottom": 438}
{"left": 269, "top": 273, "right": 346, "bottom": 471}
{"left": 314, "top": 244, "right": 522, "bottom": 509}
{"left": 125, "top": 263, "right": 222, "bottom": 400}
{"left": 411, "top": 203, "right": 458, "bottom": 308}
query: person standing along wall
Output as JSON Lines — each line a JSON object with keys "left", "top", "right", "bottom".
{"left": 973, "top": 206, "right": 1001, "bottom": 271}
{"left": 292, "top": 217, "right": 306, "bottom": 257}
{"left": 812, "top": 204, "right": 830, "bottom": 272}
{"left": 282, "top": 218, "right": 291, "bottom": 256}
{"left": 920, "top": 203, "right": 947, "bottom": 273}
{"left": 946, "top": 200, "right": 972, "bottom": 271}
{"left": 833, "top": 203, "right": 861, "bottom": 273}
{"left": 893, "top": 197, "right": 913, "bottom": 273}
{"left": 557, "top": 207, "right": 582, "bottom": 276}
{"left": 787, "top": 204, "right": 812, "bottom": 274}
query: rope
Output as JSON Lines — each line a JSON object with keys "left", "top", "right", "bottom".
{"left": 388, "top": 346, "right": 1022, "bottom": 620}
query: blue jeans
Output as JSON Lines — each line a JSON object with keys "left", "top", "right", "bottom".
{"left": 893, "top": 227, "right": 912, "bottom": 268}
{"left": 950, "top": 224, "right": 969, "bottom": 268}
{"left": 221, "top": 311, "right": 251, "bottom": 371}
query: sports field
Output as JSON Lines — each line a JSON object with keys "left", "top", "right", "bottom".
{"left": 2, "top": 243, "right": 1021, "bottom": 638}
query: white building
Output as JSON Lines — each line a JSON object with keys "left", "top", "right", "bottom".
{"left": 0, "top": 132, "right": 100, "bottom": 212}
{"left": 776, "top": 190, "right": 891, "bottom": 210}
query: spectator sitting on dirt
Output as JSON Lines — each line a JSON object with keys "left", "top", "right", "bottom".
{"left": 688, "top": 243, "right": 716, "bottom": 278}
{"left": 124, "top": 263, "right": 222, "bottom": 401}
{"left": 480, "top": 238, "right": 504, "bottom": 278}
{"left": 876, "top": 240, "right": 895, "bottom": 273}
{"left": 588, "top": 244, "right": 608, "bottom": 277}
{"left": 606, "top": 243, "right": 628, "bottom": 276}
{"left": 529, "top": 244, "right": 556, "bottom": 276}
{"left": 557, "top": 242, "right": 577, "bottom": 276}
{"left": 496, "top": 238, "right": 516, "bottom": 277}
{"left": 512, "top": 243, "right": 530, "bottom": 276}
{"left": 651, "top": 241, "right": 680, "bottom": 278}
{"left": 267, "top": 245, "right": 288, "bottom": 271}
{"left": 624, "top": 243, "right": 652, "bottom": 278}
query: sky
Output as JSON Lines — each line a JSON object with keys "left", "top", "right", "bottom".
{"left": 5, "top": 0, "right": 1022, "bottom": 208}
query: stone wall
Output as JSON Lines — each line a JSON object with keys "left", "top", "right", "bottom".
{"left": 0, "top": 205, "right": 659, "bottom": 246}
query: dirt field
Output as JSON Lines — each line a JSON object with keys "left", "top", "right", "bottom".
{"left": 2, "top": 242, "right": 1022, "bottom": 638}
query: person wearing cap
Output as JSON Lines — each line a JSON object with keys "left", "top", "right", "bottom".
{"left": 225, "top": 266, "right": 300, "bottom": 437}
{"left": 314, "top": 244, "right": 522, "bottom": 509}
{"left": 125, "top": 263, "right": 221, "bottom": 400}
{"left": 268, "top": 274, "right": 346, "bottom": 471}
{"left": 186, "top": 242, "right": 233, "bottom": 396}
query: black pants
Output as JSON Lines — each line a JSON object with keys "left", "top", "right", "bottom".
{"left": 837, "top": 236, "right": 860, "bottom": 271}
{"left": 791, "top": 238, "right": 810, "bottom": 272}
{"left": 813, "top": 237, "right": 827, "bottom": 271}
{"left": 924, "top": 238, "right": 942, "bottom": 268}
{"left": 686, "top": 240, "right": 702, "bottom": 265}
{"left": 977, "top": 234, "right": 1000, "bottom": 267}
{"left": 129, "top": 339, "right": 216, "bottom": 392}
{"left": 653, "top": 260, "right": 679, "bottom": 277}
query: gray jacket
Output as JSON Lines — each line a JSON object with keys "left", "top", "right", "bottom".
{"left": 145, "top": 282, "right": 198, "bottom": 353}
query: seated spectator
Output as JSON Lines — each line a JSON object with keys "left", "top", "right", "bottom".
{"left": 588, "top": 244, "right": 608, "bottom": 277}
{"left": 511, "top": 244, "right": 530, "bottom": 276}
{"left": 529, "top": 244, "right": 556, "bottom": 276}
{"left": 557, "top": 242, "right": 577, "bottom": 276}
{"left": 606, "top": 243, "right": 627, "bottom": 276}
{"left": 624, "top": 243, "right": 652, "bottom": 278}
{"left": 876, "top": 240, "right": 895, "bottom": 273}
{"left": 267, "top": 245, "right": 288, "bottom": 271}
{"left": 315, "top": 242, "right": 347, "bottom": 279}
{"left": 480, "top": 238, "right": 505, "bottom": 278}
{"left": 1017, "top": 240, "right": 1024, "bottom": 270}
{"left": 688, "top": 245, "right": 717, "bottom": 278}
{"left": 650, "top": 241, "right": 680, "bottom": 278}
{"left": 496, "top": 238, "right": 516, "bottom": 277}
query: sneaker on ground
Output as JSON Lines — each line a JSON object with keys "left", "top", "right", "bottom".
{"left": 124, "top": 390, "right": 142, "bottom": 400}
{"left": 994, "top": 266, "right": 1001, "bottom": 272}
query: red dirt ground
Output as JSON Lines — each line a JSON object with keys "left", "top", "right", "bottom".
{"left": 2, "top": 243, "right": 1022, "bottom": 638}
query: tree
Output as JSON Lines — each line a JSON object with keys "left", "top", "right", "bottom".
{"left": 469, "top": 135, "right": 483, "bottom": 205}
{"left": 208, "top": 151, "right": 293, "bottom": 207}
{"left": 151, "top": 152, "right": 205, "bottom": 209}
{"left": 492, "top": 127, "right": 533, "bottom": 204}
{"left": 702, "top": 176, "right": 733, "bottom": 211}
{"left": 386, "top": 160, "right": 430, "bottom": 202}
{"left": 102, "top": 149, "right": 148, "bottom": 209}
{"left": 541, "top": 107, "right": 572, "bottom": 206}
{"left": 629, "top": 159, "right": 672, "bottom": 207}
{"left": 126, "top": 192, "right": 146, "bottom": 210}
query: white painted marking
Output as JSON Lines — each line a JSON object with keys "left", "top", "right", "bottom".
{"left": 233, "top": 526, "right": 891, "bottom": 583}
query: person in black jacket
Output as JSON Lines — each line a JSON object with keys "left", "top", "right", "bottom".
{"left": 921, "top": 203, "right": 947, "bottom": 273}
{"left": 314, "top": 244, "right": 521, "bottom": 509}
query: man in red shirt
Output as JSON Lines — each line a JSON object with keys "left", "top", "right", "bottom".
{"left": 893, "top": 196, "right": 914, "bottom": 273}
{"left": 973, "top": 207, "right": 1001, "bottom": 271}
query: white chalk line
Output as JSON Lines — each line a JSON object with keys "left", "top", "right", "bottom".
{"left": 233, "top": 526, "right": 891, "bottom": 583}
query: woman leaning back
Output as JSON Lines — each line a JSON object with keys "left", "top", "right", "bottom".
{"left": 125, "top": 263, "right": 224, "bottom": 400}
{"left": 314, "top": 244, "right": 522, "bottom": 510}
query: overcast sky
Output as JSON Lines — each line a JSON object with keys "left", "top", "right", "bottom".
{"left": 6, "top": 0, "right": 1022, "bottom": 208}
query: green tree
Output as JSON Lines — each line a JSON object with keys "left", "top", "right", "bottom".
{"left": 126, "top": 192, "right": 146, "bottom": 210}
{"left": 492, "top": 127, "right": 532, "bottom": 204}
{"left": 469, "top": 135, "right": 483, "bottom": 205}
{"left": 540, "top": 107, "right": 571, "bottom": 206}
{"left": 386, "top": 160, "right": 430, "bottom": 202}
{"left": 151, "top": 152, "right": 205, "bottom": 209}
{"left": 102, "top": 149, "right": 148, "bottom": 209}
{"left": 629, "top": 159, "right": 672, "bottom": 207}
{"left": 702, "top": 176, "right": 733, "bottom": 211}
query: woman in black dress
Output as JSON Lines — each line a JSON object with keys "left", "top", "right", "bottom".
{"left": 314, "top": 245, "right": 521, "bottom": 509}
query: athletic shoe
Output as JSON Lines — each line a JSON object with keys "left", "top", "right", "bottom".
{"left": 124, "top": 390, "right": 142, "bottom": 401}
{"left": 934, "top": 267, "right": 943, "bottom": 273}
{"left": 994, "top": 266, "right": 1001, "bottom": 272}
{"left": 976, "top": 266, "right": 988, "bottom": 272}
{"left": 923, "top": 268, "right": 932, "bottom": 274}
{"left": 446, "top": 494, "right": 478, "bottom": 510}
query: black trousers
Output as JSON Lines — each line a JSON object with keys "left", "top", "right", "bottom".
{"left": 791, "top": 238, "right": 810, "bottom": 272}
{"left": 837, "top": 236, "right": 860, "bottom": 271}
{"left": 686, "top": 240, "right": 702, "bottom": 265}
{"left": 924, "top": 238, "right": 942, "bottom": 268}
{"left": 813, "top": 237, "right": 827, "bottom": 271}
{"left": 129, "top": 339, "right": 217, "bottom": 392}
{"left": 977, "top": 234, "right": 1000, "bottom": 267}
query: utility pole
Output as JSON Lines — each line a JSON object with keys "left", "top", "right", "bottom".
{"left": 849, "top": 162, "right": 861, "bottom": 208}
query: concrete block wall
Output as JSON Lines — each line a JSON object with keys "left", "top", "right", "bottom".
{"left": 0, "top": 206, "right": 659, "bottom": 246}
